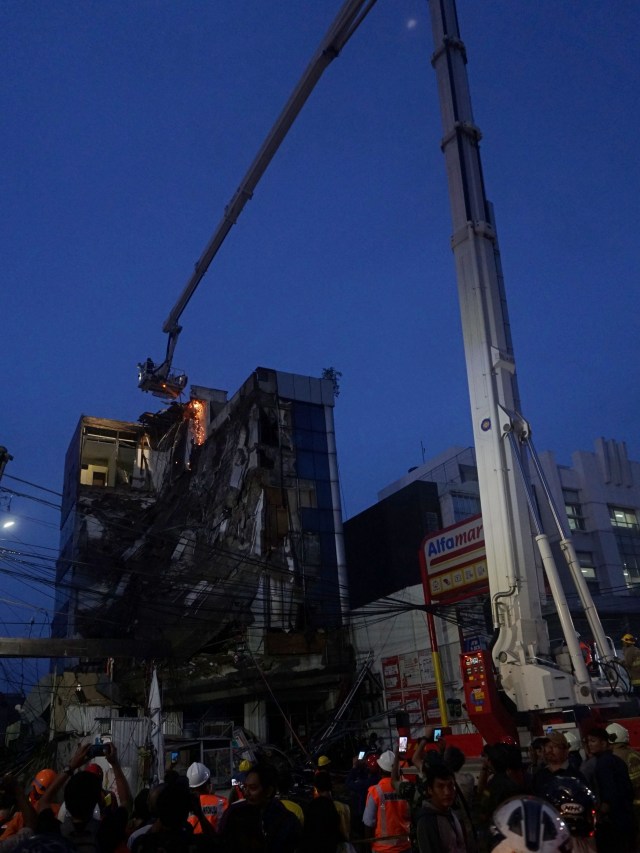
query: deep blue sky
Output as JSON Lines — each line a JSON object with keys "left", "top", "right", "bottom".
{"left": 2, "top": 1, "right": 639, "bottom": 674}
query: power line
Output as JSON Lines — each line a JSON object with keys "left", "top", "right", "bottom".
{"left": 3, "top": 474, "right": 63, "bottom": 498}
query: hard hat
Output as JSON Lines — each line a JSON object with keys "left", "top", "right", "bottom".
{"left": 32, "top": 769, "right": 56, "bottom": 793}
{"left": 564, "top": 731, "right": 581, "bottom": 751}
{"left": 376, "top": 750, "right": 396, "bottom": 773}
{"left": 238, "top": 759, "right": 251, "bottom": 773}
{"left": 540, "top": 777, "right": 596, "bottom": 839}
{"left": 365, "top": 753, "right": 379, "bottom": 771}
{"left": 490, "top": 796, "right": 572, "bottom": 853}
{"left": 317, "top": 755, "right": 331, "bottom": 768}
{"left": 622, "top": 633, "right": 636, "bottom": 644}
{"left": 606, "top": 722, "right": 630, "bottom": 744}
{"left": 186, "top": 761, "right": 211, "bottom": 788}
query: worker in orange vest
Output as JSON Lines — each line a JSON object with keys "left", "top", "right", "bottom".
{"left": 362, "top": 750, "right": 411, "bottom": 853}
{"left": 0, "top": 769, "right": 59, "bottom": 840}
{"left": 186, "top": 762, "right": 228, "bottom": 833}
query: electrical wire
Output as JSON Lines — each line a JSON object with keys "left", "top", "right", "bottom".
{"left": 2, "top": 474, "right": 63, "bottom": 497}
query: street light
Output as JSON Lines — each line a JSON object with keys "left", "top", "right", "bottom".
{"left": 1, "top": 519, "right": 15, "bottom": 530}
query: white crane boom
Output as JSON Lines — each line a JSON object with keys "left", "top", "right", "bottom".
{"left": 427, "top": 0, "right": 616, "bottom": 710}
{"left": 138, "top": 0, "right": 377, "bottom": 398}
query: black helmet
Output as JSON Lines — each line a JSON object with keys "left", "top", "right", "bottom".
{"left": 540, "top": 775, "right": 596, "bottom": 838}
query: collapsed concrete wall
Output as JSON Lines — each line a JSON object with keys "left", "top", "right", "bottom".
{"left": 68, "top": 369, "right": 344, "bottom": 666}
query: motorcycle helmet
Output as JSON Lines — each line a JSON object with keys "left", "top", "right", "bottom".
{"left": 491, "top": 796, "right": 572, "bottom": 852}
{"left": 540, "top": 776, "right": 596, "bottom": 838}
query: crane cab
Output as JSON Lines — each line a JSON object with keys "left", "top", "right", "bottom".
{"left": 137, "top": 359, "right": 188, "bottom": 400}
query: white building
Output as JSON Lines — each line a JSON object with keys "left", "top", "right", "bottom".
{"left": 346, "top": 437, "right": 640, "bottom": 737}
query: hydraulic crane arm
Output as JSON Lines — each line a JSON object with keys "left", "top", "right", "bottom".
{"left": 428, "top": 0, "right": 616, "bottom": 711}
{"left": 138, "top": 0, "right": 378, "bottom": 398}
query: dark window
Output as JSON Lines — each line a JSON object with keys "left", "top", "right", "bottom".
{"left": 563, "top": 489, "right": 585, "bottom": 531}
{"left": 296, "top": 451, "right": 330, "bottom": 481}
{"left": 315, "top": 481, "right": 333, "bottom": 509}
{"left": 301, "top": 507, "right": 334, "bottom": 534}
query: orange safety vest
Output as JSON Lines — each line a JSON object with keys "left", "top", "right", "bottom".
{"left": 367, "top": 778, "right": 411, "bottom": 852}
{"left": 188, "top": 792, "right": 228, "bottom": 833}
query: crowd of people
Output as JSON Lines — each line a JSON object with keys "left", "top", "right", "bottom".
{"left": 409, "top": 723, "right": 640, "bottom": 853}
{"left": 2, "top": 722, "right": 640, "bottom": 853}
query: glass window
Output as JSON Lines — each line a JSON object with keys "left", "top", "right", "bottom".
{"left": 300, "top": 507, "right": 334, "bottom": 534}
{"left": 623, "top": 555, "right": 640, "bottom": 589}
{"left": 576, "top": 551, "right": 599, "bottom": 594}
{"left": 297, "top": 451, "right": 316, "bottom": 479}
{"left": 292, "top": 403, "right": 312, "bottom": 430}
{"left": 451, "top": 492, "right": 481, "bottom": 521}
{"left": 617, "top": 534, "right": 640, "bottom": 590}
{"left": 315, "top": 481, "right": 333, "bottom": 509}
{"left": 294, "top": 428, "right": 315, "bottom": 451}
{"left": 563, "top": 489, "right": 585, "bottom": 531}
{"left": 609, "top": 506, "right": 639, "bottom": 530}
{"left": 310, "top": 407, "right": 326, "bottom": 431}
{"left": 459, "top": 464, "right": 478, "bottom": 483}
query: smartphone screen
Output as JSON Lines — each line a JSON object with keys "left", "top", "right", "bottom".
{"left": 433, "top": 728, "right": 442, "bottom": 741}
{"left": 358, "top": 750, "right": 366, "bottom": 760}
{"left": 398, "top": 736, "right": 408, "bottom": 753}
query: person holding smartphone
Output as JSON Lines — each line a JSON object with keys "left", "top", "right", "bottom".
{"left": 362, "top": 751, "right": 411, "bottom": 852}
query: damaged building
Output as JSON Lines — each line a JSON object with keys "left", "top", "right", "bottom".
{"left": 54, "top": 368, "right": 355, "bottom": 743}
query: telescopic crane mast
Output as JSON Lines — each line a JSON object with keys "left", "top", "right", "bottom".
{"left": 428, "top": 0, "right": 618, "bottom": 711}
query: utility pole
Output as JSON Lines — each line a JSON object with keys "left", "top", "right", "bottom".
{"left": 0, "top": 447, "right": 13, "bottom": 482}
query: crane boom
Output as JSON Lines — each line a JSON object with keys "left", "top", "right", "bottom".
{"left": 138, "top": 0, "right": 378, "bottom": 398}
{"left": 136, "top": 0, "right": 618, "bottom": 716}
{"left": 427, "top": 0, "right": 615, "bottom": 711}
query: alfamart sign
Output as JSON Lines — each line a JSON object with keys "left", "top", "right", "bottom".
{"left": 420, "top": 513, "right": 488, "bottom": 604}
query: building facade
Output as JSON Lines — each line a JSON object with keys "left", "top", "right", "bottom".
{"left": 345, "top": 438, "right": 640, "bottom": 738}
{"left": 54, "top": 368, "right": 353, "bottom": 744}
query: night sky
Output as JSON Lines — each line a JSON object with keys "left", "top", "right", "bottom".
{"left": 2, "top": 0, "right": 639, "bottom": 690}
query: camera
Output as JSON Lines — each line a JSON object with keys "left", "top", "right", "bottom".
{"left": 87, "top": 743, "right": 106, "bottom": 759}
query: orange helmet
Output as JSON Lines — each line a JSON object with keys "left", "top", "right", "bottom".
{"left": 29, "top": 769, "right": 56, "bottom": 804}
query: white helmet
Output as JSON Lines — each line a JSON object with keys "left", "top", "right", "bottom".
{"left": 187, "top": 761, "right": 211, "bottom": 788}
{"left": 606, "top": 722, "right": 630, "bottom": 744}
{"left": 491, "top": 796, "right": 572, "bottom": 853}
{"left": 376, "top": 750, "right": 396, "bottom": 773}
{"left": 564, "top": 731, "right": 581, "bottom": 751}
